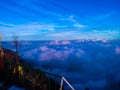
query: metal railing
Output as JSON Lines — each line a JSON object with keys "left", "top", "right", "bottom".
{"left": 1, "top": 59, "right": 75, "bottom": 90}
{"left": 60, "top": 77, "right": 75, "bottom": 90}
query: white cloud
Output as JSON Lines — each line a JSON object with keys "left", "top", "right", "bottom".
{"left": 39, "top": 49, "right": 72, "bottom": 61}
{"left": 39, "top": 46, "right": 49, "bottom": 51}
{"left": 60, "top": 15, "right": 87, "bottom": 28}
{"left": 47, "top": 33, "right": 64, "bottom": 36}
{"left": 76, "top": 49, "right": 86, "bottom": 57}
{"left": 61, "top": 40, "right": 71, "bottom": 44}
{"left": 115, "top": 47, "right": 120, "bottom": 54}
{"left": 68, "top": 15, "right": 77, "bottom": 22}
{"left": 68, "top": 15, "right": 87, "bottom": 28}
{"left": 49, "top": 40, "right": 71, "bottom": 45}
{"left": 38, "top": 45, "right": 75, "bottom": 61}
{"left": 73, "top": 23, "right": 86, "bottom": 28}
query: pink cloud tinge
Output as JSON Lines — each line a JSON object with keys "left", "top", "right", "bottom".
{"left": 115, "top": 47, "right": 120, "bottom": 54}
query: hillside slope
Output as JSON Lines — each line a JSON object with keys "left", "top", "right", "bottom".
{"left": 0, "top": 48, "right": 61, "bottom": 90}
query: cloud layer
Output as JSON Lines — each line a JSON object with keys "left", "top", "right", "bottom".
{"left": 2, "top": 39, "right": 120, "bottom": 90}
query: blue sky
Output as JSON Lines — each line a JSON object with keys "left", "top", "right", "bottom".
{"left": 0, "top": 0, "right": 120, "bottom": 41}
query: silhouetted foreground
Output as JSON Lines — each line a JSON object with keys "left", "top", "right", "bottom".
{"left": 0, "top": 48, "right": 61, "bottom": 90}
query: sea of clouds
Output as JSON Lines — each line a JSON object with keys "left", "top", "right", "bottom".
{"left": 2, "top": 39, "right": 120, "bottom": 90}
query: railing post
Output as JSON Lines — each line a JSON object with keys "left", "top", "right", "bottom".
{"left": 59, "top": 77, "right": 64, "bottom": 90}
{"left": 63, "top": 77, "right": 75, "bottom": 90}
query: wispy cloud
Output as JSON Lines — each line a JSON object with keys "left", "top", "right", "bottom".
{"left": 0, "top": 22, "right": 60, "bottom": 40}
{"left": 73, "top": 23, "right": 87, "bottom": 28}
{"left": 60, "top": 15, "right": 87, "bottom": 28}
{"left": 68, "top": 15, "right": 77, "bottom": 22}
{"left": 0, "top": 21, "right": 120, "bottom": 41}
{"left": 91, "top": 11, "right": 119, "bottom": 20}
{"left": 0, "top": 22, "right": 15, "bottom": 27}
{"left": 46, "top": 29, "right": 120, "bottom": 40}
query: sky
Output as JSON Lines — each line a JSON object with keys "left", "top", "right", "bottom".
{"left": 0, "top": 0, "right": 120, "bottom": 41}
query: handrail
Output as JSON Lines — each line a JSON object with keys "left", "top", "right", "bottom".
{"left": 4, "top": 60, "right": 61, "bottom": 78}
{"left": 60, "top": 77, "right": 75, "bottom": 90}
{"left": 3, "top": 59, "right": 75, "bottom": 90}
{"left": 63, "top": 77, "right": 75, "bottom": 90}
